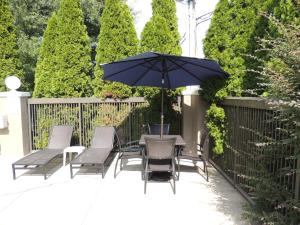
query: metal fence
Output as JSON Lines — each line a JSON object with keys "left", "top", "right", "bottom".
{"left": 210, "top": 97, "right": 298, "bottom": 202}
{"left": 28, "top": 97, "right": 182, "bottom": 151}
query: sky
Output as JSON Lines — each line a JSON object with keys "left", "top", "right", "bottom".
{"left": 126, "top": 0, "right": 220, "bottom": 58}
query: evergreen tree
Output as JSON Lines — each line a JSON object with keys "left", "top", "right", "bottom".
{"left": 11, "top": 0, "right": 59, "bottom": 92}
{"left": 0, "top": 0, "right": 24, "bottom": 91}
{"left": 33, "top": 13, "right": 59, "bottom": 97}
{"left": 140, "top": 15, "right": 176, "bottom": 54}
{"left": 93, "top": 0, "right": 138, "bottom": 98}
{"left": 151, "top": 0, "right": 181, "bottom": 55}
{"left": 33, "top": 0, "right": 92, "bottom": 97}
{"left": 203, "top": 0, "right": 272, "bottom": 97}
{"left": 11, "top": 0, "right": 104, "bottom": 93}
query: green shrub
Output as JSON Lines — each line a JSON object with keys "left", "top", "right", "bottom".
{"left": 205, "top": 103, "right": 225, "bottom": 154}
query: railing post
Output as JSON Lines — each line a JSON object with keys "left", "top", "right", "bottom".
{"left": 79, "top": 102, "right": 82, "bottom": 146}
{"left": 0, "top": 91, "right": 31, "bottom": 156}
{"left": 295, "top": 157, "right": 300, "bottom": 200}
{"left": 233, "top": 105, "right": 238, "bottom": 185}
{"left": 129, "top": 101, "right": 132, "bottom": 142}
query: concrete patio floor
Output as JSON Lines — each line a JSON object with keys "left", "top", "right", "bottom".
{"left": 0, "top": 154, "right": 247, "bottom": 225}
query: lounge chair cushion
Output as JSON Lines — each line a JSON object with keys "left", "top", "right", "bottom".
{"left": 71, "top": 148, "right": 112, "bottom": 165}
{"left": 13, "top": 149, "right": 63, "bottom": 166}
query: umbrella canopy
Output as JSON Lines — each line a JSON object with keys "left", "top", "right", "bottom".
{"left": 101, "top": 52, "right": 229, "bottom": 136}
{"left": 102, "top": 52, "right": 229, "bottom": 88}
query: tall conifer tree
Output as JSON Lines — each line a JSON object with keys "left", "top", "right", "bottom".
{"left": 33, "top": 13, "right": 59, "bottom": 97}
{"left": 93, "top": 0, "right": 138, "bottom": 98}
{"left": 151, "top": 0, "right": 181, "bottom": 55}
{"left": 203, "top": 0, "right": 272, "bottom": 97}
{"left": 33, "top": 0, "right": 92, "bottom": 97}
{"left": 0, "top": 0, "right": 24, "bottom": 91}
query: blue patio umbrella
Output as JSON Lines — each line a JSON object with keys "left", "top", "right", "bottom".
{"left": 101, "top": 52, "right": 229, "bottom": 137}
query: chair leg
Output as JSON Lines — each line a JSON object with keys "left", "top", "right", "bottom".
{"left": 203, "top": 160, "right": 209, "bottom": 182}
{"left": 173, "top": 176, "right": 176, "bottom": 194}
{"left": 144, "top": 160, "right": 148, "bottom": 194}
{"left": 172, "top": 160, "right": 176, "bottom": 194}
{"left": 114, "top": 155, "right": 120, "bottom": 178}
{"left": 43, "top": 167, "right": 47, "bottom": 180}
{"left": 70, "top": 163, "right": 74, "bottom": 179}
{"left": 102, "top": 164, "right": 105, "bottom": 179}
{"left": 177, "top": 158, "right": 180, "bottom": 180}
{"left": 12, "top": 164, "right": 16, "bottom": 180}
{"left": 120, "top": 158, "right": 123, "bottom": 171}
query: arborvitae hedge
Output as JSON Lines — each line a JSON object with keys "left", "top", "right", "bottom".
{"left": 33, "top": 0, "right": 92, "bottom": 97}
{"left": 93, "top": 0, "right": 138, "bottom": 98}
{"left": 0, "top": 0, "right": 24, "bottom": 91}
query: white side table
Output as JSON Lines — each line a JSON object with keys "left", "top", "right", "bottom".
{"left": 63, "top": 146, "right": 85, "bottom": 166}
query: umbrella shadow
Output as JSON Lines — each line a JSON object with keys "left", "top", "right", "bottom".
{"left": 206, "top": 166, "right": 248, "bottom": 225}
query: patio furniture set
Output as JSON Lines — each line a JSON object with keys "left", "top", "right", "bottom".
{"left": 11, "top": 124, "right": 209, "bottom": 194}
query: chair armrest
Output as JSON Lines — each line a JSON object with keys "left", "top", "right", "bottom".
{"left": 125, "top": 140, "right": 139, "bottom": 146}
{"left": 121, "top": 140, "right": 144, "bottom": 152}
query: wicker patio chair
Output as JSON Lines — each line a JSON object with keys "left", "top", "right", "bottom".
{"left": 148, "top": 123, "right": 170, "bottom": 135}
{"left": 114, "top": 127, "right": 144, "bottom": 178}
{"left": 70, "top": 126, "right": 116, "bottom": 179}
{"left": 144, "top": 137, "right": 177, "bottom": 194}
{"left": 12, "top": 125, "right": 73, "bottom": 180}
{"left": 177, "top": 131, "right": 209, "bottom": 181}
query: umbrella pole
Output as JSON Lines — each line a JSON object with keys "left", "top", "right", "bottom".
{"left": 161, "top": 58, "right": 167, "bottom": 139}
{"left": 160, "top": 86, "right": 164, "bottom": 139}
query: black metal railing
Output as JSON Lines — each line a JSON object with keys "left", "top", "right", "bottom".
{"left": 28, "top": 97, "right": 182, "bottom": 151}
{"left": 210, "top": 97, "right": 298, "bottom": 202}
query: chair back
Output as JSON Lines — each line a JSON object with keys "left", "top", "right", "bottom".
{"left": 145, "top": 137, "right": 176, "bottom": 160}
{"left": 47, "top": 125, "right": 73, "bottom": 149}
{"left": 148, "top": 123, "right": 170, "bottom": 135}
{"left": 199, "top": 131, "right": 208, "bottom": 149}
{"left": 115, "top": 127, "right": 126, "bottom": 147}
{"left": 91, "top": 126, "right": 115, "bottom": 149}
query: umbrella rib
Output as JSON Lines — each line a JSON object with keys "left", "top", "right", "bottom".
{"left": 103, "top": 57, "right": 159, "bottom": 79}
{"left": 140, "top": 60, "right": 162, "bottom": 72}
{"left": 102, "top": 56, "right": 158, "bottom": 66}
{"left": 130, "top": 65, "right": 152, "bottom": 86}
{"left": 165, "top": 69, "right": 172, "bottom": 89}
{"left": 130, "top": 59, "right": 162, "bottom": 85}
{"left": 167, "top": 57, "right": 206, "bottom": 83}
{"left": 174, "top": 57, "right": 228, "bottom": 77}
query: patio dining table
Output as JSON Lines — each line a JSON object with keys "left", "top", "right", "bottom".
{"left": 139, "top": 135, "right": 186, "bottom": 147}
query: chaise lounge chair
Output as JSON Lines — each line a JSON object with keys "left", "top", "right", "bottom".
{"left": 12, "top": 125, "right": 73, "bottom": 180}
{"left": 70, "top": 126, "right": 116, "bottom": 179}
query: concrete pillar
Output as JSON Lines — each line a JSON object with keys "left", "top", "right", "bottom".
{"left": 182, "top": 88, "right": 208, "bottom": 151}
{"left": 0, "top": 91, "right": 31, "bottom": 156}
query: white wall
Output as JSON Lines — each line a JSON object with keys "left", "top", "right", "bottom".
{"left": 126, "top": 0, "right": 220, "bottom": 57}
